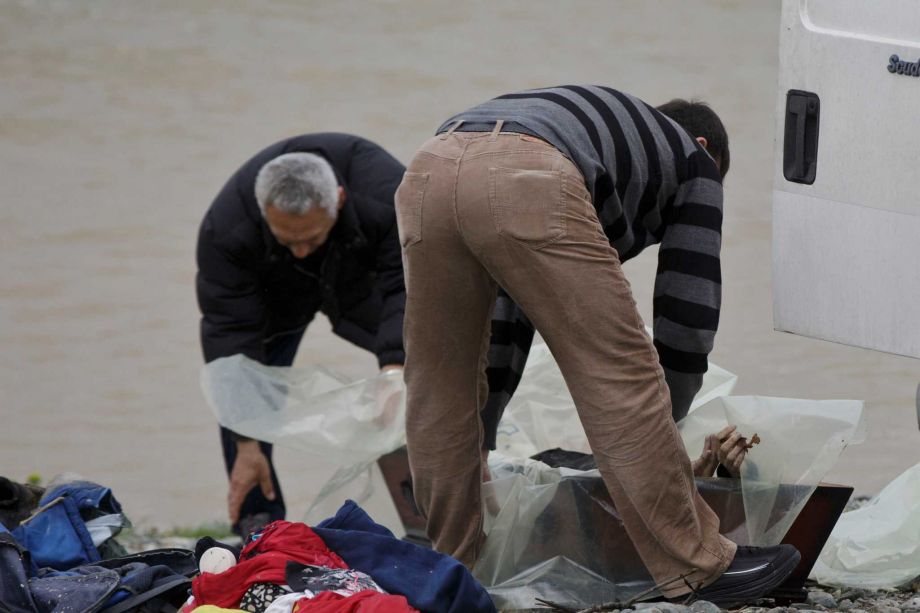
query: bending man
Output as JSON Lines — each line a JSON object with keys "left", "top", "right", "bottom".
{"left": 396, "top": 87, "right": 798, "bottom": 606}
{"left": 196, "top": 133, "right": 406, "bottom": 536}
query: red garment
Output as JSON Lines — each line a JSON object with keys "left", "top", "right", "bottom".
{"left": 294, "top": 590, "right": 418, "bottom": 612}
{"left": 192, "top": 521, "right": 347, "bottom": 608}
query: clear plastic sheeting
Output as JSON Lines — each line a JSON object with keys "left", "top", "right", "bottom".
{"left": 494, "top": 341, "right": 738, "bottom": 458}
{"left": 811, "top": 462, "right": 920, "bottom": 589}
{"left": 201, "top": 348, "right": 868, "bottom": 610}
{"left": 679, "top": 396, "right": 865, "bottom": 547}
{"left": 477, "top": 456, "right": 657, "bottom": 610}
{"left": 478, "top": 456, "right": 782, "bottom": 610}
{"left": 478, "top": 394, "right": 864, "bottom": 610}
{"left": 484, "top": 557, "right": 636, "bottom": 613}
{"left": 201, "top": 354, "right": 407, "bottom": 465}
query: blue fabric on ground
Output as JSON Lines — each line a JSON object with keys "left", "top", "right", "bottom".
{"left": 12, "top": 480, "right": 120, "bottom": 573}
{"left": 101, "top": 562, "right": 188, "bottom": 608}
{"left": 12, "top": 497, "right": 100, "bottom": 571}
{"left": 41, "top": 481, "right": 122, "bottom": 515}
{"left": 30, "top": 565, "right": 120, "bottom": 613}
{"left": 27, "top": 562, "right": 189, "bottom": 613}
{"left": 314, "top": 500, "right": 496, "bottom": 613}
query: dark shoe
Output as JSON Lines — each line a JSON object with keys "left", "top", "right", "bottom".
{"left": 692, "top": 544, "right": 800, "bottom": 608}
{"left": 236, "top": 512, "right": 272, "bottom": 540}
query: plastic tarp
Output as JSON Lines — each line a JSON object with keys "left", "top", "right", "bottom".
{"left": 466, "top": 341, "right": 864, "bottom": 609}
{"left": 202, "top": 344, "right": 866, "bottom": 609}
{"left": 478, "top": 460, "right": 757, "bottom": 610}
{"left": 476, "top": 395, "right": 864, "bottom": 610}
{"left": 679, "top": 396, "right": 865, "bottom": 547}
{"left": 202, "top": 354, "right": 407, "bottom": 521}
{"left": 202, "top": 355, "right": 406, "bottom": 465}
{"left": 201, "top": 340, "right": 731, "bottom": 467}
{"left": 811, "top": 462, "right": 920, "bottom": 589}
{"left": 201, "top": 342, "right": 735, "bottom": 522}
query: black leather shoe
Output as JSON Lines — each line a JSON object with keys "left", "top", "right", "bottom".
{"left": 691, "top": 544, "right": 801, "bottom": 608}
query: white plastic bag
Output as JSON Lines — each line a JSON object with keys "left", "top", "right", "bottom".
{"left": 811, "top": 462, "right": 920, "bottom": 588}
{"left": 201, "top": 355, "right": 406, "bottom": 465}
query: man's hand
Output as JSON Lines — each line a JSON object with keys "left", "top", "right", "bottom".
{"left": 228, "top": 440, "right": 275, "bottom": 525}
{"left": 715, "top": 425, "right": 748, "bottom": 477}
{"left": 692, "top": 433, "right": 720, "bottom": 477}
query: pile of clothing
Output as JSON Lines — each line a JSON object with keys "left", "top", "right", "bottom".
{"left": 0, "top": 474, "right": 496, "bottom": 613}
{"left": 184, "top": 500, "right": 495, "bottom": 613}
{"left": 0, "top": 476, "right": 196, "bottom": 612}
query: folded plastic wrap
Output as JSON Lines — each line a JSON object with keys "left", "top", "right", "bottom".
{"left": 201, "top": 355, "right": 406, "bottom": 465}
{"left": 811, "top": 462, "right": 920, "bottom": 589}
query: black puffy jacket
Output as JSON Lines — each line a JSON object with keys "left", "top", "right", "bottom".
{"left": 196, "top": 133, "right": 406, "bottom": 367}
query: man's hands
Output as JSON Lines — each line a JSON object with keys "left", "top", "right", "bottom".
{"left": 228, "top": 440, "right": 275, "bottom": 525}
{"left": 691, "top": 425, "right": 750, "bottom": 478}
{"left": 716, "top": 425, "right": 748, "bottom": 477}
{"left": 692, "top": 433, "right": 720, "bottom": 477}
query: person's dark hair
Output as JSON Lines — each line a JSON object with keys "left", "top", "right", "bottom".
{"left": 656, "top": 99, "right": 730, "bottom": 179}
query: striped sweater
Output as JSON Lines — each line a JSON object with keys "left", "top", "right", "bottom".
{"left": 437, "top": 85, "right": 724, "bottom": 437}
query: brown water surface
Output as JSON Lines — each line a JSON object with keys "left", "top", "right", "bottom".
{"left": 1, "top": 1, "right": 916, "bottom": 529}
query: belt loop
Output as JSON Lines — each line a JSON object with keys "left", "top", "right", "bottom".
{"left": 440, "top": 120, "right": 464, "bottom": 140}
{"left": 489, "top": 120, "right": 505, "bottom": 141}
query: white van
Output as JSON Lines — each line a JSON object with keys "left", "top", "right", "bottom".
{"left": 772, "top": 0, "right": 920, "bottom": 360}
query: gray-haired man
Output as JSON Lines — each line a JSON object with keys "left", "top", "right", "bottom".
{"left": 196, "top": 133, "right": 407, "bottom": 534}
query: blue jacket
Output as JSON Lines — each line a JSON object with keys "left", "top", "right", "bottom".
{"left": 314, "top": 500, "right": 496, "bottom": 613}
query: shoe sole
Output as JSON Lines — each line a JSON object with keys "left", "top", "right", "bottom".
{"left": 697, "top": 548, "right": 802, "bottom": 608}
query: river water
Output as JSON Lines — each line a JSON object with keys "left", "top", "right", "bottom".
{"left": 1, "top": 0, "right": 917, "bottom": 529}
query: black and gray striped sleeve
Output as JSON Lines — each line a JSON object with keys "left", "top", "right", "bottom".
{"left": 653, "top": 148, "right": 723, "bottom": 420}
{"left": 481, "top": 289, "right": 535, "bottom": 450}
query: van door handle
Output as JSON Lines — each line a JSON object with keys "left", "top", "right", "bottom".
{"left": 783, "top": 90, "right": 820, "bottom": 184}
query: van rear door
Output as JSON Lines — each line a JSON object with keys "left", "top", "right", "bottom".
{"left": 773, "top": 0, "right": 920, "bottom": 358}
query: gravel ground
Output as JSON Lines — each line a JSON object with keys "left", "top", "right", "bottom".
{"left": 523, "top": 584, "right": 920, "bottom": 613}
